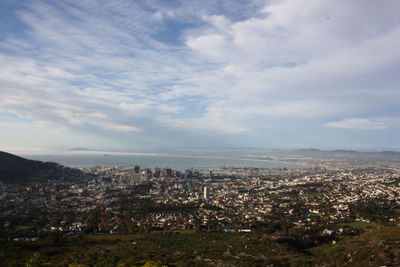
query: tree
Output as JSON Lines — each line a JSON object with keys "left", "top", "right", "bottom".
{"left": 25, "top": 252, "right": 43, "bottom": 267}
{"left": 141, "top": 260, "right": 167, "bottom": 267}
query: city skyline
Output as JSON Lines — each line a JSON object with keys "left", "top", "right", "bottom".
{"left": 1, "top": 0, "right": 400, "bottom": 153}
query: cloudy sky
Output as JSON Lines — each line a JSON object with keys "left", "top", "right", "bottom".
{"left": 1, "top": 0, "right": 400, "bottom": 153}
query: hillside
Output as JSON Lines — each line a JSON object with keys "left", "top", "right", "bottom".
{"left": 0, "top": 151, "right": 82, "bottom": 184}
{"left": 1, "top": 226, "right": 398, "bottom": 266}
{"left": 310, "top": 225, "right": 400, "bottom": 266}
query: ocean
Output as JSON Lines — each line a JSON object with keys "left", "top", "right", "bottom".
{"left": 24, "top": 153, "right": 305, "bottom": 171}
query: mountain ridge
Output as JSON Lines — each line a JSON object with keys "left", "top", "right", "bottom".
{"left": 0, "top": 151, "right": 83, "bottom": 184}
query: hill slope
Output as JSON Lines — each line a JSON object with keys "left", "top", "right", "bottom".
{"left": 1, "top": 225, "right": 398, "bottom": 266}
{"left": 0, "top": 151, "right": 82, "bottom": 184}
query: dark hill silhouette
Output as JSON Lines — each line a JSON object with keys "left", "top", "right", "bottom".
{"left": 0, "top": 151, "right": 83, "bottom": 184}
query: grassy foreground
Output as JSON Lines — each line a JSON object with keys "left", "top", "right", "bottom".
{"left": 0, "top": 225, "right": 399, "bottom": 266}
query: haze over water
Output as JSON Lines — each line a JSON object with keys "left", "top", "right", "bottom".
{"left": 24, "top": 153, "right": 303, "bottom": 171}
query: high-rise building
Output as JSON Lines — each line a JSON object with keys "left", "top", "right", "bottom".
{"left": 153, "top": 168, "right": 161, "bottom": 178}
{"left": 203, "top": 186, "right": 208, "bottom": 200}
{"left": 134, "top": 165, "right": 140, "bottom": 174}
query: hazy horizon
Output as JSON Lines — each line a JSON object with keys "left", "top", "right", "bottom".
{"left": 1, "top": 146, "right": 400, "bottom": 157}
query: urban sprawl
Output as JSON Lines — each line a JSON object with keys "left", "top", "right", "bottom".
{"left": 1, "top": 160, "right": 399, "bottom": 241}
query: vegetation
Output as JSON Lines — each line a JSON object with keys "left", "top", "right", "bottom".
{"left": 310, "top": 225, "right": 400, "bottom": 266}
{"left": 0, "top": 225, "right": 399, "bottom": 266}
{"left": 0, "top": 151, "right": 84, "bottom": 184}
{"left": 338, "top": 221, "right": 380, "bottom": 230}
{"left": 299, "top": 192, "right": 321, "bottom": 198}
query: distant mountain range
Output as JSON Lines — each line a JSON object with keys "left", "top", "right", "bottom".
{"left": 291, "top": 149, "right": 400, "bottom": 160}
{"left": 296, "top": 148, "right": 400, "bottom": 155}
{"left": 0, "top": 151, "right": 83, "bottom": 184}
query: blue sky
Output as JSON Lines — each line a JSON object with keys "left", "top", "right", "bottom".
{"left": 1, "top": 0, "right": 400, "bottom": 153}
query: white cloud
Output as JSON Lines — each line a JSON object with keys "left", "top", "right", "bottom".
{"left": 119, "top": 102, "right": 151, "bottom": 113}
{"left": 87, "top": 112, "right": 108, "bottom": 119}
{"left": 103, "top": 124, "right": 141, "bottom": 132}
{"left": 163, "top": 115, "right": 248, "bottom": 135}
{"left": 324, "top": 118, "right": 398, "bottom": 130}
{"left": 179, "top": 0, "right": 400, "bottom": 131}
{"left": 1, "top": 0, "right": 400, "bottom": 150}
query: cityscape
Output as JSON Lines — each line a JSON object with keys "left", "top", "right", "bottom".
{"left": 1, "top": 0, "right": 400, "bottom": 266}
{"left": 2, "top": 163, "right": 399, "bottom": 235}
{"left": 0, "top": 151, "right": 399, "bottom": 265}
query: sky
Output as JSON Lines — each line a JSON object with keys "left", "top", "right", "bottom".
{"left": 1, "top": 0, "right": 400, "bottom": 154}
